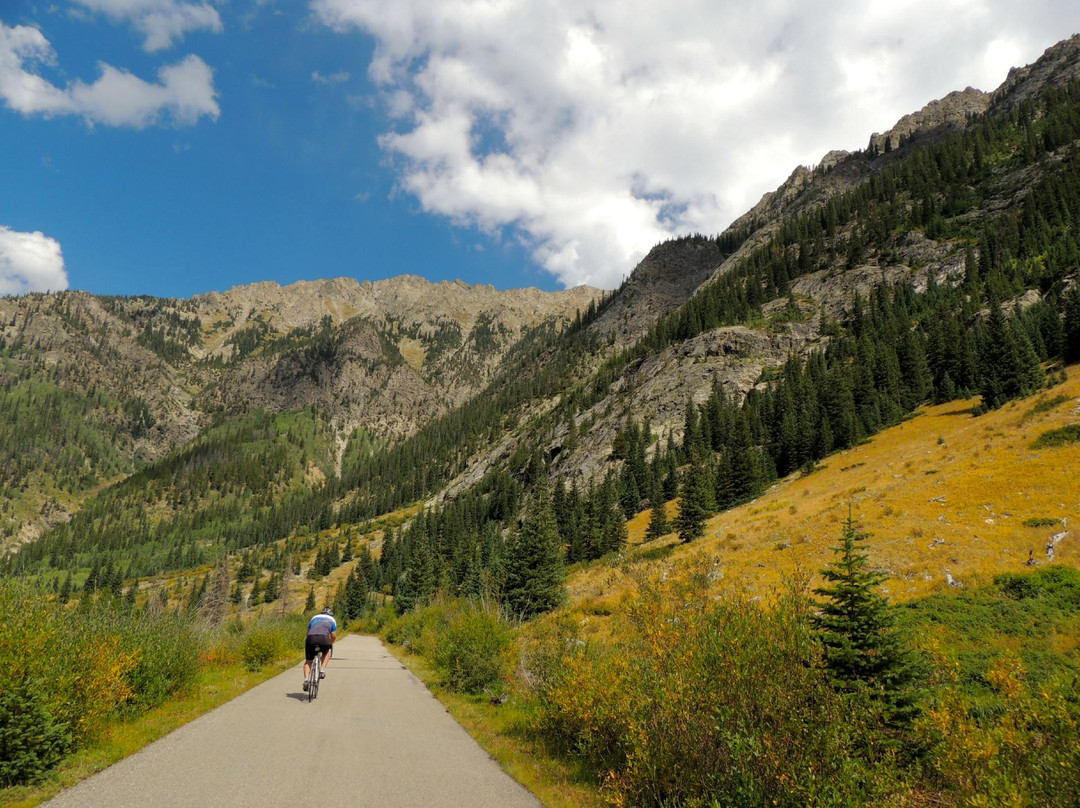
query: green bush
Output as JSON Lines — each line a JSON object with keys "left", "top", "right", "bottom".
{"left": 237, "top": 616, "right": 303, "bottom": 670}
{"left": 382, "top": 599, "right": 512, "bottom": 694}
{"left": 1031, "top": 423, "right": 1080, "bottom": 448}
{"left": 924, "top": 657, "right": 1080, "bottom": 808}
{"left": 433, "top": 602, "right": 511, "bottom": 694}
{"left": 0, "top": 680, "right": 71, "bottom": 787}
{"left": 0, "top": 584, "right": 135, "bottom": 785}
{"left": 381, "top": 602, "right": 446, "bottom": 659}
{"left": 67, "top": 602, "right": 202, "bottom": 713}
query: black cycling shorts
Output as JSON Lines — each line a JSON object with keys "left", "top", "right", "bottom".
{"left": 305, "top": 634, "right": 332, "bottom": 662}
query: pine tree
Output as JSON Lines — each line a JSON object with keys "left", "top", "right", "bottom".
{"left": 1065, "top": 287, "right": 1080, "bottom": 362}
{"left": 503, "top": 487, "right": 565, "bottom": 620}
{"left": 304, "top": 585, "right": 316, "bottom": 612}
{"left": 645, "top": 477, "right": 670, "bottom": 540}
{"left": 674, "top": 449, "right": 712, "bottom": 543}
{"left": 813, "top": 513, "right": 921, "bottom": 728}
{"left": 345, "top": 567, "right": 368, "bottom": 619}
{"left": 977, "top": 296, "right": 1044, "bottom": 408}
{"left": 58, "top": 573, "right": 72, "bottom": 605}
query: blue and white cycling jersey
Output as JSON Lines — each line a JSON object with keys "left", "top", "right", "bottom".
{"left": 306, "top": 613, "right": 337, "bottom": 636}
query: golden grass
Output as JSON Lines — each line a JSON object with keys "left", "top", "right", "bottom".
{"left": 568, "top": 368, "right": 1080, "bottom": 612}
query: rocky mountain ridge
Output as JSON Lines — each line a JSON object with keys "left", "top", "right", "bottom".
{"left": 0, "top": 276, "right": 600, "bottom": 544}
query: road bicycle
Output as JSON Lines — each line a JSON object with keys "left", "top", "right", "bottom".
{"left": 307, "top": 646, "right": 323, "bottom": 702}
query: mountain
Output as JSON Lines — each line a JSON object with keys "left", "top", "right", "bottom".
{"left": 0, "top": 277, "right": 601, "bottom": 546}
{"left": 4, "top": 34, "right": 1080, "bottom": 589}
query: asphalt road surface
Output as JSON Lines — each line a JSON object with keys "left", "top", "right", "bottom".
{"left": 44, "top": 634, "right": 543, "bottom": 808}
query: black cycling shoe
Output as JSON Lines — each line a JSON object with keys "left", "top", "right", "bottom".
{"left": 302, "top": 680, "right": 309, "bottom": 691}
{"left": 319, "top": 670, "right": 326, "bottom": 679}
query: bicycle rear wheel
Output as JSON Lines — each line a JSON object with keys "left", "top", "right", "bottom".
{"left": 308, "top": 649, "right": 321, "bottom": 701}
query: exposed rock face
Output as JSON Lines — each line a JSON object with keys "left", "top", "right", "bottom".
{"left": 590, "top": 237, "right": 729, "bottom": 345}
{"left": 441, "top": 33, "right": 1080, "bottom": 497}
{"left": 194, "top": 275, "right": 602, "bottom": 438}
{"left": 867, "top": 88, "right": 990, "bottom": 154}
{"left": 992, "top": 34, "right": 1080, "bottom": 110}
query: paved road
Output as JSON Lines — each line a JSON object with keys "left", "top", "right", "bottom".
{"left": 44, "top": 634, "right": 542, "bottom": 808}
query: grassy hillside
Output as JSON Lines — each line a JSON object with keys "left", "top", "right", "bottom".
{"left": 569, "top": 365, "right": 1079, "bottom": 612}
{"left": 380, "top": 370, "right": 1080, "bottom": 808}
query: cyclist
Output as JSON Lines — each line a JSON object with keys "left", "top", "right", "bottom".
{"left": 303, "top": 606, "right": 337, "bottom": 692}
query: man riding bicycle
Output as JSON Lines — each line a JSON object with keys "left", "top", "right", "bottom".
{"left": 303, "top": 607, "right": 337, "bottom": 692}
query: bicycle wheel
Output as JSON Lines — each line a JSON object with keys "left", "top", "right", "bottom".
{"left": 307, "top": 650, "right": 317, "bottom": 702}
{"left": 310, "top": 650, "right": 321, "bottom": 701}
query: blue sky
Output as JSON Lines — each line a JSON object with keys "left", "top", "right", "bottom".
{"left": 3, "top": 1, "right": 1080, "bottom": 299}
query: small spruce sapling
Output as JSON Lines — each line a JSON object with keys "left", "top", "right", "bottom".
{"left": 813, "top": 511, "right": 922, "bottom": 730}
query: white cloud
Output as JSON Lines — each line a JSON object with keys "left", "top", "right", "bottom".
{"left": 0, "top": 227, "right": 68, "bottom": 296}
{"left": 312, "top": 70, "right": 351, "bottom": 84}
{"left": 312, "top": 0, "right": 1080, "bottom": 289}
{"left": 0, "top": 22, "right": 219, "bottom": 127}
{"left": 72, "top": 0, "right": 223, "bottom": 52}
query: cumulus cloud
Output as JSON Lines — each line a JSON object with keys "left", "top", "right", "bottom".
{"left": 312, "top": 0, "right": 1080, "bottom": 289}
{"left": 72, "top": 0, "right": 223, "bottom": 52}
{"left": 0, "top": 22, "right": 219, "bottom": 127}
{"left": 0, "top": 227, "right": 68, "bottom": 296}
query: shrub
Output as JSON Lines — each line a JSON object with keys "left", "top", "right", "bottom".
{"left": 530, "top": 573, "right": 906, "bottom": 807}
{"left": 433, "top": 601, "right": 511, "bottom": 694}
{"left": 0, "top": 680, "right": 71, "bottom": 787}
{"left": 70, "top": 603, "right": 202, "bottom": 713}
{"left": 1031, "top": 423, "right": 1080, "bottom": 448}
{"left": 237, "top": 616, "right": 303, "bottom": 670}
{"left": 924, "top": 655, "right": 1080, "bottom": 807}
{"left": 0, "top": 583, "right": 135, "bottom": 785}
{"left": 122, "top": 611, "right": 201, "bottom": 710}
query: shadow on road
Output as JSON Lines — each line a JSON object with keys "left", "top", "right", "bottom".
{"left": 285, "top": 692, "right": 310, "bottom": 702}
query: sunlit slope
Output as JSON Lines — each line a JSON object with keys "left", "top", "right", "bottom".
{"left": 572, "top": 367, "right": 1080, "bottom": 607}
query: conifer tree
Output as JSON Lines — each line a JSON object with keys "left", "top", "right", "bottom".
{"left": 813, "top": 513, "right": 921, "bottom": 728}
{"left": 645, "top": 477, "right": 670, "bottom": 540}
{"left": 976, "top": 297, "right": 1044, "bottom": 408}
{"left": 675, "top": 449, "right": 712, "bottom": 543}
{"left": 345, "top": 567, "right": 368, "bottom": 619}
{"left": 503, "top": 487, "right": 565, "bottom": 620}
{"left": 1065, "top": 287, "right": 1080, "bottom": 362}
{"left": 58, "top": 573, "right": 72, "bottom": 605}
{"left": 304, "top": 585, "right": 316, "bottom": 612}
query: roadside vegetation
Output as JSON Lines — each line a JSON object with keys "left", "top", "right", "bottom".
{"left": 381, "top": 554, "right": 1080, "bottom": 807}
{"left": 0, "top": 584, "right": 303, "bottom": 802}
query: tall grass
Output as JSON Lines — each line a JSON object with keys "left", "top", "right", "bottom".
{"left": 0, "top": 581, "right": 304, "bottom": 788}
